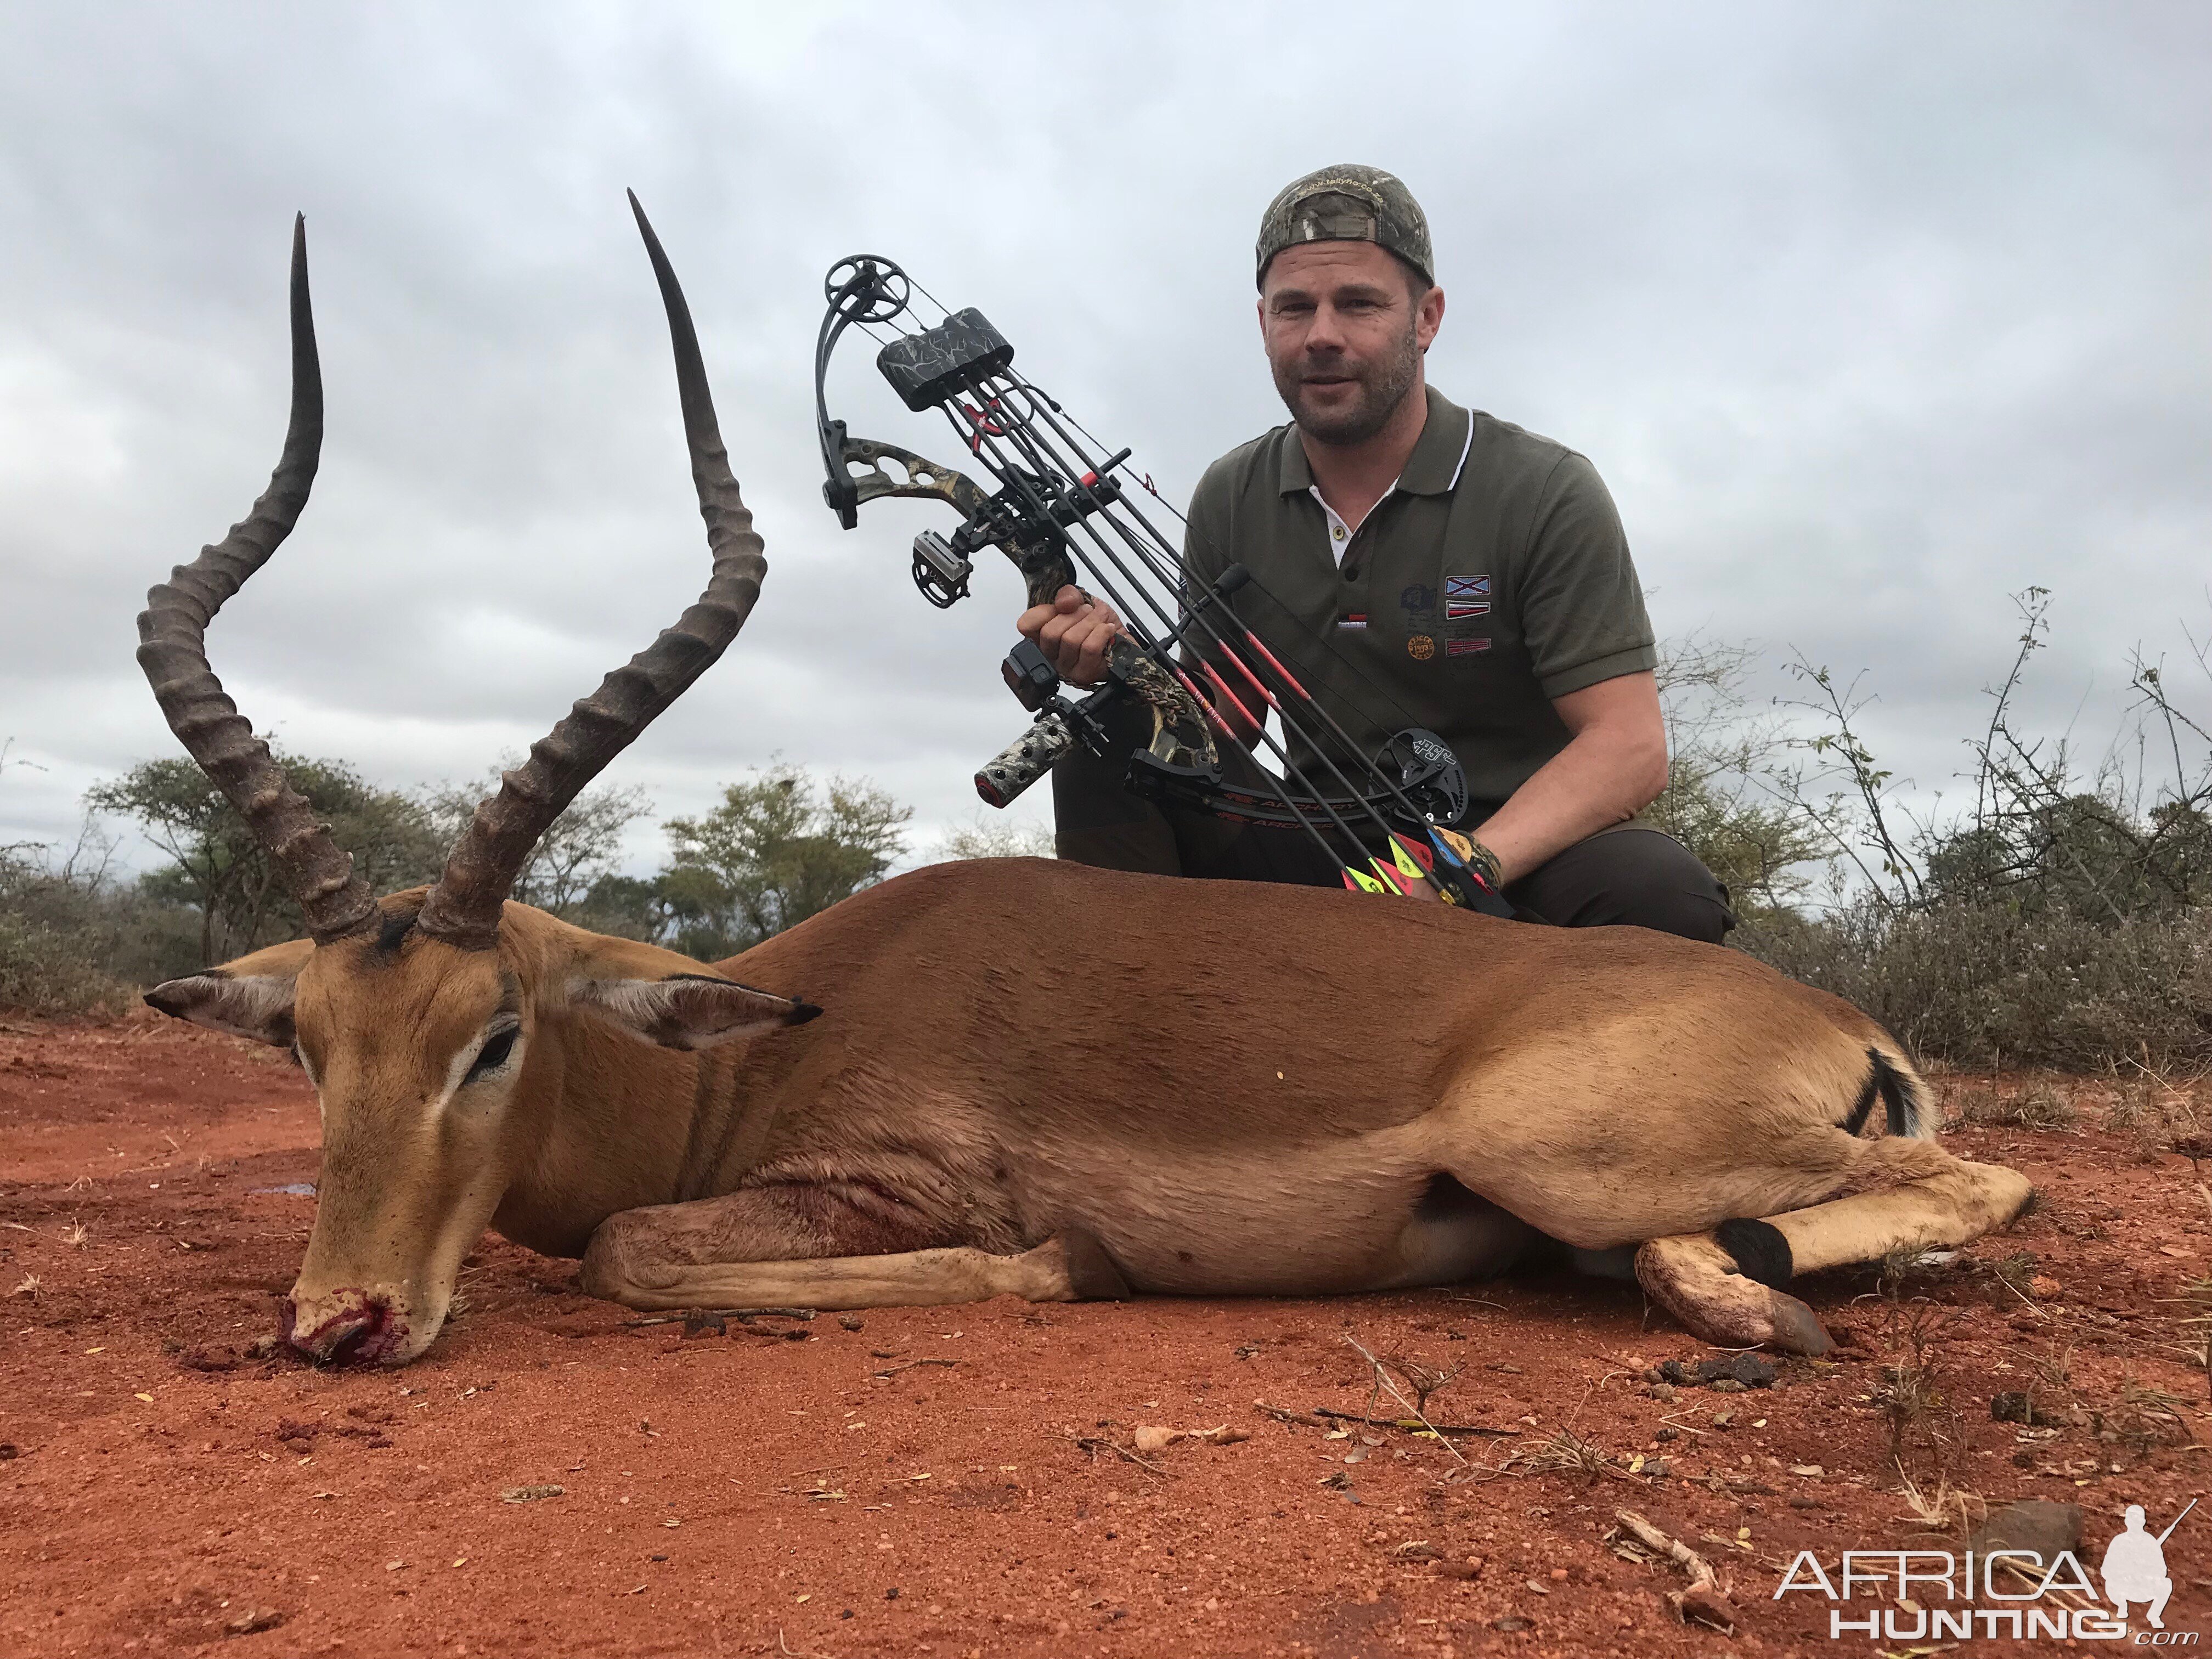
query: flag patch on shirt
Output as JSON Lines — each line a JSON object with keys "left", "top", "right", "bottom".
{"left": 1447, "top": 636, "right": 1492, "bottom": 656}
{"left": 1445, "top": 574, "right": 1491, "bottom": 600}
{"left": 1338, "top": 613, "right": 1368, "bottom": 629}
{"left": 1444, "top": 601, "right": 1490, "bottom": 620}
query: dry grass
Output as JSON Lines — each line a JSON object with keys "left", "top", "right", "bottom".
{"left": 2094, "top": 1380, "right": 2193, "bottom": 1453}
{"left": 1895, "top": 1471, "right": 1987, "bottom": 1536}
{"left": 2030, "top": 1343, "right": 2077, "bottom": 1418}
{"left": 2105, "top": 1055, "right": 2206, "bottom": 1158}
{"left": 1465, "top": 1427, "right": 1620, "bottom": 1485}
{"left": 1989, "top": 1251, "right": 2039, "bottom": 1296}
{"left": 1956, "top": 1080, "right": 2078, "bottom": 1131}
{"left": 2168, "top": 1274, "right": 2212, "bottom": 1401}
{"left": 1874, "top": 1302, "right": 1960, "bottom": 1476}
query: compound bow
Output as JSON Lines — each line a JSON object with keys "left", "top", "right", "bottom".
{"left": 813, "top": 253, "right": 1510, "bottom": 916}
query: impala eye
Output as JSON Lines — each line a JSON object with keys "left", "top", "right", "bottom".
{"left": 466, "top": 1026, "right": 519, "bottom": 1082}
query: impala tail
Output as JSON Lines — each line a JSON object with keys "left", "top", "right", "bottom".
{"left": 1848, "top": 1045, "right": 1933, "bottom": 1140}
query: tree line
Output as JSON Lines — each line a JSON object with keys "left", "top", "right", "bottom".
{"left": 3, "top": 754, "right": 1048, "bottom": 1003}
{"left": 5, "top": 597, "right": 2208, "bottom": 1073}
{"left": 78, "top": 759, "right": 929, "bottom": 970}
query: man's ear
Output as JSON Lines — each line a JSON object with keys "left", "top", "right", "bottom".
{"left": 568, "top": 970, "right": 822, "bottom": 1052}
{"left": 144, "top": 938, "right": 317, "bottom": 1048}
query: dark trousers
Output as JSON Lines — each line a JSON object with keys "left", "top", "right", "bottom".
{"left": 1049, "top": 740, "right": 1735, "bottom": 945}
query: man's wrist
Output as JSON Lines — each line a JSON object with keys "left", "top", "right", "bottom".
{"left": 1463, "top": 837, "right": 1505, "bottom": 893}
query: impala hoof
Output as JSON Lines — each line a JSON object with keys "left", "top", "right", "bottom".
{"left": 1634, "top": 1234, "right": 1832, "bottom": 1355}
{"left": 1764, "top": 1290, "right": 1833, "bottom": 1358}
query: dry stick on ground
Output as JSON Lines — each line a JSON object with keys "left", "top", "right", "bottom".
{"left": 1342, "top": 1335, "right": 1468, "bottom": 1467}
{"left": 1312, "top": 1407, "right": 1517, "bottom": 1438}
{"left": 1069, "top": 1433, "right": 1168, "bottom": 1479}
{"left": 1613, "top": 1509, "right": 1737, "bottom": 1634}
{"left": 624, "top": 1306, "right": 817, "bottom": 1326}
{"left": 1252, "top": 1398, "right": 1517, "bottom": 1438}
{"left": 871, "top": 1358, "right": 960, "bottom": 1379}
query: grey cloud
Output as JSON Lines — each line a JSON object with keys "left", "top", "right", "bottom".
{"left": 3, "top": 1, "right": 2205, "bottom": 874}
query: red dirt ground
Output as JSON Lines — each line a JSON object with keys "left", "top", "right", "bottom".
{"left": 2, "top": 1012, "right": 2209, "bottom": 1659}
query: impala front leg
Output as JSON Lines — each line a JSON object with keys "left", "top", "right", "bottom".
{"left": 579, "top": 1187, "right": 1130, "bottom": 1313}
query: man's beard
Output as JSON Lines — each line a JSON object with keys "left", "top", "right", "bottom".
{"left": 1272, "top": 322, "right": 1421, "bottom": 446}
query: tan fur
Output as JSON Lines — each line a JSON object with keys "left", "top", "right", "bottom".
{"left": 148, "top": 856, "right": 2036, "bottom": 1365}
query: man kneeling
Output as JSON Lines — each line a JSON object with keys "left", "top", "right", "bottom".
{"left": 1018, "top": 163, "right": 1731, "bottom": 943}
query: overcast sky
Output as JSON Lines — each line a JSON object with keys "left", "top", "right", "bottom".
{"left": 3, "top": 2, "right": 2205, "bottom": 882}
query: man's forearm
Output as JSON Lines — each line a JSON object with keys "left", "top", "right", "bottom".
{"left": 1471, "top": 722, "right": 1667, "bottom": 886}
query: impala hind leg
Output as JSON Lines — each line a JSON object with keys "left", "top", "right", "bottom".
{"left": 1635, "top": 1144, "right": 2033, "bottom": 1355}
{"left": 579, "top": 1188, "right": 1130, "bottom": 1313}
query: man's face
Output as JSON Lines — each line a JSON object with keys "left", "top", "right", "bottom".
{"left": 1259, "top": 240, "right": 1445, "bottom": 446}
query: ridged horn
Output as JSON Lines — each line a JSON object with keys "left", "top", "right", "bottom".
{"left": 136, "top": 215, "right": 378, "bottom": 948}
{"left": 414, "top": 191, "right": 766, "bottom": 950}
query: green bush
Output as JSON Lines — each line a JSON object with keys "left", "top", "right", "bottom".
{"left": 1739, "top": 899, "right": 2212, "bottom": 1071}
{"left": 0, "top": 909, "right": 131, "bottom": 1018}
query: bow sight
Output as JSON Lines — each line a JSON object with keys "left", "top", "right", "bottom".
{"left": 814, "top": 253, "right": 1510, "bottom": 915}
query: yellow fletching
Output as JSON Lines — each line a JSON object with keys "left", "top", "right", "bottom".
{"left": 1367, "top": 859, "right": 1414, "bottom": 896}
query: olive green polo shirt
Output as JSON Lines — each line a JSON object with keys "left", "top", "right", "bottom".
{"left": 1180, "top": 385, "right": 1656, "bottom": 825}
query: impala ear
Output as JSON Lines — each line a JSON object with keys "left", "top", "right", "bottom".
{"left": 144, "top": 938, "right": 317, "bottom": 1048}
{"left": 568, "top": 971, "right": 822, "bottom": 1052}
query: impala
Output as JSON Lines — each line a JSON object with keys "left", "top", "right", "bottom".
{"left": 139, "top": 198, "right": 2032, "bottom": 1367}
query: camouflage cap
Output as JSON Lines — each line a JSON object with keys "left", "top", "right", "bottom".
{"left": 1256, "top": 163, "right": 1433, "bottom": 289}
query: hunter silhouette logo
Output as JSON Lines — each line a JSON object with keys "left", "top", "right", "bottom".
{"left": 1775, "top": 1497, "right": 2199, "bottom": 1641}
{"left": 2103, "top": 1500, "right": 2192, "bottom": 1630}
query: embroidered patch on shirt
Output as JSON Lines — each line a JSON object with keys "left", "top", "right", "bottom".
{"left": 1444, "top": 601, "right": 1490, "bottom": 620}
{"left": 1407, "top": 634, "right": 1435, "bottom": 661}
{"left": 1445, "top": 574, "right": 1491, "bottom": 600}
{"left": 1400, "top": 583, "right": 1436, "bottom": 612}
{"left": 1338, "top": 613, "right": 1368, "bottom": 630}
{"left": 1446, "top": 636, "right": 1492, "bottom": 656}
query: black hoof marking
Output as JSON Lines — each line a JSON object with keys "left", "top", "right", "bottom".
{"left": 1716, "top": 1217, "right": 1794, "bottom": 1288}
{"left": 1059, "top": 1229, "right": 1133, "bottom": 1301}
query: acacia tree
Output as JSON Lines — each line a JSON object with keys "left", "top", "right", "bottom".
{"left": 661, "top": 764, "right": 911, "bottom": 958}
{"left": 88, "top": 753, "right": 443, "bottom": 964}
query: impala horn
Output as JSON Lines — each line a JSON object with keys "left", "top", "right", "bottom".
{"left": 136, "top": 214, "right": 379, "bottom": 946}
{"left": 415, "top": 191, "right": 766, "bottom": 950}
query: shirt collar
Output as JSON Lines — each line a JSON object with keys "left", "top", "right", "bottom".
{"left": 1276, "top": 385, "right": 1471, "bottom": 498}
